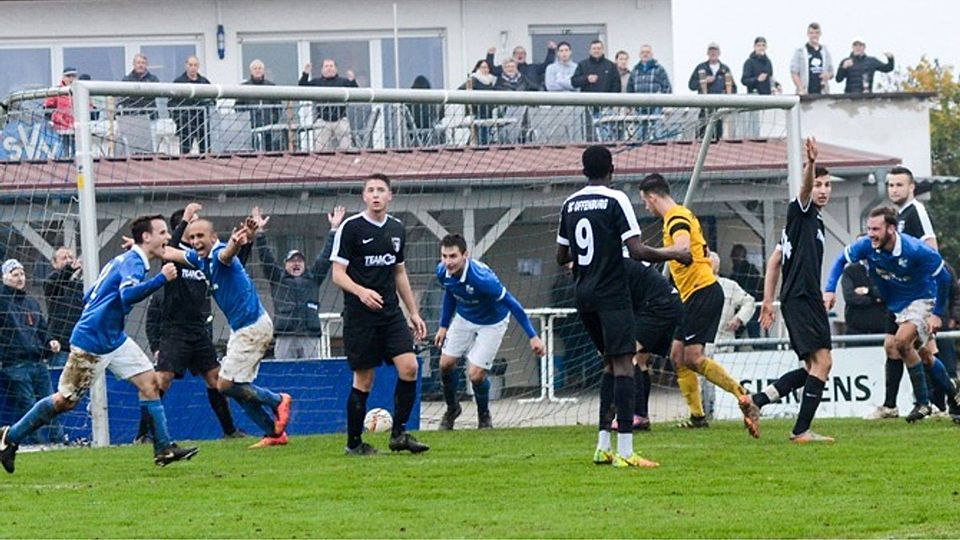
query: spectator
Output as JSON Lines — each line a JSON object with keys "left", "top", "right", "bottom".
{"left": 840, "top": 260, "right": 889, "bottom": 335}
{"left": 544, "top": 41, "right": 577, "bottom": 92}
{"left": 709, "top": 252, "right": 757, "bottom": 350}
{"left": 299, "top": 59, "right": 359, "bottom": 151}
{"left": 790, "top": 22, "right": 834, "bottom": 95}
{"left": 742, "top": 37, "right": 773, "bottom": 95}
{"left": 0, "top": 259, "right": 64, "bottom": 444}
{"left": 43, "top": 67, "right": 78, "bottom": 157}
{"left": 119, "top": 53, "right": 160, "bottom": 112}
{"left": 236, "top": 59, "right": 283, "bottom": 152}
{"left": 494, "top": 58, "right": 536, "bottom": 91}
{"left": 43, "top": 247, "right": 84, "bottom": 367}
{"left": 171, "top": 56, "right": 213, "bottom": 155}
{"left": 615, "top": 50, "right": 631, "bottom": 92}
{"left": 728, "top": 244, "right": 763, "bottom": 338}
{"left": 458, "top": 59, "right": 497, "bottom": 145}
{"left": 835, "top": 38, "right": 894, "bottom": 94}
{"left": 628, "top": 45, "right": 672, "bottom": 94}
{"left": 571, "top": 40, "right": 620, "bottom": 93}
{"left": 252, "top": 206, "right": 345, "bottom": 359}
{"left": 688, "top": 43, "right": 737, "bottom": 95}
{"left": 486, "top": 42, "right": 556, "bottom": 90}
{"left": 406, "top": 76, "right": 445, "bottom": 146}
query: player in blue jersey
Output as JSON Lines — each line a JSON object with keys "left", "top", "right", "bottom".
{"left": 163, "top": 214, "right": 293, "bottom": 448}
{"left": 434, "top": 234, "right": 545, "bottom": 430}
{"left": 824, "top": 206, "right": 960, "bottom": 422}
{"left": 0, "top": 215, "right": 198, "bottom": 473}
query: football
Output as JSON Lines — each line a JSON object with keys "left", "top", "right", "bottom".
{"left": 364, "top": 408, "right": 393, "bottom": 433}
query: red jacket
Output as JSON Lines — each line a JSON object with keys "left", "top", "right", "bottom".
{"left": 43, "top": 81, "right": 75, "bottom": 133}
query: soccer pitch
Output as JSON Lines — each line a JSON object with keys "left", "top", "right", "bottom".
{"left": 3, "top": 418, "right": 958, "bottom": 538}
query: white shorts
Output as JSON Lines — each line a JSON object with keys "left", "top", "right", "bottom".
{"left": 441, "top": 314, "right": 509, "bottom": 371}
{"left": 220, "top": 313, "right": 274, "bottom": 384}
{"left": 58, "top": 338, "right": 154, "bottom": 402}
{"left": 894, "top": 298, "right": 935, "bottom": 345}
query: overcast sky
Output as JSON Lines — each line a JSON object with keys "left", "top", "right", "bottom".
{"left": 671, "top": 0, "right": 960, "bottom": 93}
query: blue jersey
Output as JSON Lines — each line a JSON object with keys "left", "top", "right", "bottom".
{"left": 437, "top": 259, "right": 538, "bottom": 338}
{"left": 185, "top": 242, "right": 264, "bottom": 331}
{"left": 71, "top": 246, "right": 166, "bottom": 355}
{"left": 826, "top": 233, "right": 949, "bottom": 315}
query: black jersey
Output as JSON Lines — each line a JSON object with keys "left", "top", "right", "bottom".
{"left": 779, "top": 197, "right": 825, "bottom": 301}
{"left": 557, "top": 184, "right": 641, "bottom": 311}
{"left": 331, "top": 212, "right": 406, "bottom": 320}
{"left": 898, "top": 199, "right": 936, "bottom": 243}
{"left": 623, "top": 258, "right": 681, "bottom": 313}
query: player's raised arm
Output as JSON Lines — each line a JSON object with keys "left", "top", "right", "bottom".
{"left": 759, "top": 246, "right": 782, "bottom": 330}
{"left": 624, "top": 235, "right": 693, "bottom": 265}
{"left": 218, "top": 221, "right": 253, "bottom": 265}
{"left": 798, "top": 137, "right": 817, "bottom": 207}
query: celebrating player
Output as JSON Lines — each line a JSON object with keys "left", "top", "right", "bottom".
{"left": 825, "top": 206, "right": 959, "bottom": 422}
{"left": 331, "top": 173, "right": 429, "bottom": 456}
{"left": 745, "top": 138, "right": 835, "bottom": 443}
{"left": 163, "top": 216, "right": 293, "bottom": 448}
{"left": 435, "top": 233, "right": 545, "bottom": 430}
{"left": 1, "top": 215, "right": 198, "bottom": 473}
{"left": 637, "top": 173, "right": 759, "bottom": 436}
{"left": 557, "top": 145, "right": 690, "bottom": 469}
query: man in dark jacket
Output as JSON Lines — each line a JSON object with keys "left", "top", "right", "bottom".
{"left": 494, "top": 59, "right": 537, "bottom": 92}
{"left": 486, "top": 42, "right": 556, "bottom": 91}
{"left": 171, "top": 56, "right": 213, "bottom": 155}
{"left": 236, "top": 59, "right": 283, "bottom": 152}
{"left": 118, "top": 53, "right": 160, "bottom": 111}
{"left": 840, "top": 261, "right": 889, "bottom": 335}
{"left": 571, "top": 40, "right": 620, "bottom": 94}
{"left": 741, "top": 37, "right": 773, "bottom": 95}
{"left": 728, "top": 244, "right": 763, "bottom": 338}
{"left": 688, "top": 43, "right": 736, "bottom": 140}
{"left": 43, "top": 247, "right": 83, "bottom": 367}
{"left": 0, "top": 259, "right": 64, "bottom": 444}
{"left": 299, "top": 59, "right": 359, "bottom": 150}
{"left": 252, "top": 205, "right": 344, "bottom": 359}
{"left": 836, "top": 38, "right": 894, "bottom": 94}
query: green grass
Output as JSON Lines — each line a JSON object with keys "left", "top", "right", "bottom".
{"left": 3, "top": 417, "right": 960, "bottom": 538}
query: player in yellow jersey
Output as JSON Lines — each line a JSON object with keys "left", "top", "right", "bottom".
{"left": 637, "top": 173, "right": 760, "bottom": 438}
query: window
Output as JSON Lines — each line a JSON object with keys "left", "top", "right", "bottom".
{"left": 529, "top": 25, "right": 605, "bottom": 63}
{"left": 381, "top": 36, "right": 445, "bottom": 89}
{"left": 141, "top": 44, "right": 198, "bottom": 83}
{"left": 63, "top": 46, "right": 125, "bottom": 81}
{"left": 0, "top": 48, "right": 51, "bottom": 96}
{"left": 240, "top": 41, "right": 299, "bottom": 86}
{"left": 309, "top": 41, "right": 370, "bottom": 88}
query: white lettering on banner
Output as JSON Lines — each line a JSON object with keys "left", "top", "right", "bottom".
{"left": 364, "top": 253, "right": 396, "bottom": 266}
{"left": 712, "top": 347, "right": 916, "bottom": 420}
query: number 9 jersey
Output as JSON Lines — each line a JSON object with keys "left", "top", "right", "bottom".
{"left": 557, "top": 185, "right": 641, "bottom": 311}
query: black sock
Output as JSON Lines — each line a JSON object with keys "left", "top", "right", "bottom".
{"left": 207, "top": 387, "right": 237, "bottom": 435}
{"left": 598, "top": 371, "right": 615, "bottom": 430}
{"left": 614, "top": 375, "right": 635, "bottom": 434}
{"left": 441, "top": 368, "right": 458, "bottom": 409}
{"left": 792, "top": 375, "right": 825, "bottom": 436}
{"left": 884, "top": 358, "right": 903, "bottom": 408}
{"left": 346, "top": 387, "right": 369, "bottom": 449}
{"left": 634, "top": 369, "right": 650, "bottom": 417}
{"left": 753, "top": 368, "right": 806, "bottom": 409}
{"left": 392, "top": 379, "right": 417, "bottom": 437}
{"left": 136, "top": 408, "right": 153, "bottom": 439}
{"left": 925, "top": 364, "right": 947, "bottom": 411}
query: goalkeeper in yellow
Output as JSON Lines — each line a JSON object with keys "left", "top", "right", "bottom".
{"left": 637, "top": 174, "right": 760, "bottom": 437}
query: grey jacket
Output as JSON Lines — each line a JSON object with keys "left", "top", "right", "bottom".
{"left": 790, "top": 44, "right": 834, "bottom": 93}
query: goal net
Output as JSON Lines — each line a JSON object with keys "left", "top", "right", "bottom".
{"left": 0, "top": 82, "right": 800, "bottom": 446}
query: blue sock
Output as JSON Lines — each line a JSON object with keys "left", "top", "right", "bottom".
{"left": 928, "top": 358, "right": 957, "bottom": 395}
{"left": 8, "top": 395, "right": 58, "bottom": 444}
{"left": 222, "top": 385, "right": 276, "bottom": 436}
{"left": 251, "top": 384, "right": 282, "bottom": 408}
{"left": 141, "top": 399, "right": 171, "bottom": 454}
{"left": 473, "top": 377, "right": 491, "bottom": 416}
{"left": 907, "top": 363, "right": 930, "bottom": 405}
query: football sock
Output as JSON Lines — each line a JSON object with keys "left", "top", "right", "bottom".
{"left": 617, "top": 432, "right": 634, "bottom": 457}
{"left": 473, "top": 377, "right": 491, "bottom": 416}
{"left": 925, "top": 364, "right": 945, "bottom": 410}
{"left": 346, "top": 387, "right": 369, "bottom": 449}
{"left": 222, "top": 385, "right": 276, "bottom": 436}
{"left": 441, "top": 368, "right": 458, "bottom": 409}
{"left": 883, "top": 358, "right": 903, "bottom": 408}
{"left": 598, "top": 371, "right": 615, "bottom": 430}
{"left": 8, "top": 395, "right": 58, "bottom": 445}
{"left": 207, "top": 388, "right": 237, "bottom": 435}
{"left": 792, "top": 375, "right": 825, "bottom": 436}
{"left": 392, "top": 378, "right": 417, "bottom": 437}
{"left": 135, "top": 408, "right": 153, "bottom": 440}
{"left": 597, "top": 430, "right": 611, "bottom": 452}
{"left": 250, "top": 384, "right": 281, "bottom": 408}
{"left": 676, "top": 365, "right": 705, "bottom": 417}
{"left": 698, "top": 357, "right": 746, "bottom": 397}
{"left": 141, "top": 399, "right": 172, "bottom": 454}
{"left": 614, "top": 375, "right": 634, "bottom": 434}
{"left": 907, "top": 363, "right": 930, "bottom": 405}
{"left": 634, "top": 368, "right": 650, "bottom": 417}
{"left": 927, "top": 358, "right": 957, "bottom": 398}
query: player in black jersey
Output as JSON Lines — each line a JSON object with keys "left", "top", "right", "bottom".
{"left": 557, "top": 146, "right": 690, "bottom": 468}
{"left": 744, "top": 138, "right": 836, "bottom": 443}
{"left": 331, "top": 173, "right": 429, "bottom": 456}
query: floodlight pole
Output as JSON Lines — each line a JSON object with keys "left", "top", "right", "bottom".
{"left": 71, "top": 82, "right": 110, "bottom": 448}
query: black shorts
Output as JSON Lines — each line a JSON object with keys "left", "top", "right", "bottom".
{"left": 884, "top": 311, "right": 899, "bottom": 335}
{"left": 635, "top": 304, "right": 683, "bottom": 357}
{"left": 579, "top": 308, "right": 636, "bottom": 357}
{"left": 781, "top": 295, "right": 832, "bottom": 360}
{"left": 343, "top": 310, "right": 415, "bottom": 371}
{"left": 156, "top": 332, "right": 220, "bottom": 379}
{"left": 673, "top": 282, "right": 724, "bottom": 346}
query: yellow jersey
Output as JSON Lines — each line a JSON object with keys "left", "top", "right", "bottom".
{"left": 662, "top": 205, "right": 716, "bottom": 302}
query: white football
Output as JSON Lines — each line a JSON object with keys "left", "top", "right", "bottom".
{"left": 364, "top": 408, "right": 393, "bottom": 433}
